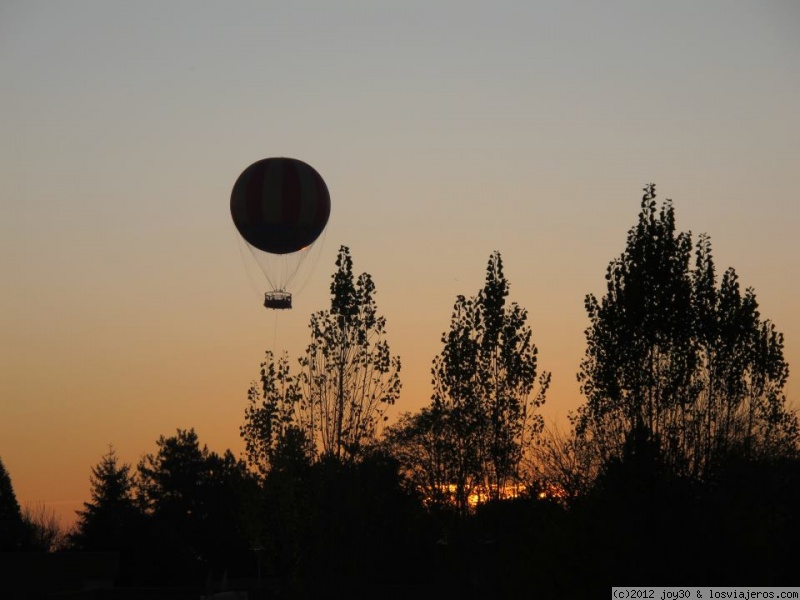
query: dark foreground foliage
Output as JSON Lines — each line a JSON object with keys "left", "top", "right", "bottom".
{"left": 29, "top": 448, "right": 794, "bottom": 599}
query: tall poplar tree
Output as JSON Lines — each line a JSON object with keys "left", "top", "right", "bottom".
{"left": 431, "top": 252, "right": 549, "bottom": 512}
{"left": 242, "top": 246, "right": 401, "bottom": 467}
{"left": 575, "top": 184, "right": 797, "bottom": 479}
{"left": 300, "top": 246, "right": 402, "bottom": 461}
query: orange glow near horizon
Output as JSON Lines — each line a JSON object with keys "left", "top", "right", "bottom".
{"left": 424, "top": 481, "right": 567, "bottom": 510}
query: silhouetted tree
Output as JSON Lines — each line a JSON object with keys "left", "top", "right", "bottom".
{"left": 0, "top": 456, "right": 27, "bottom": 550}
{"left": 575, "top": 184, "right": 798, "bottom": 480}
{"left": 244, "top": 247, "right": 401, "bottom": 469}
{"left": 298, "top": 449, "right": 429, "bottom": 594}
{"left": 382, "top": 408, "right": 456, "bottom": 507}
{"left": 239, "top": 440, "right": 429, "bottom": 594}
{"left": 300, "top": 246, "right": 402, "bottom": 461}
{"left": 689, "top": 233, "right": 797, "bottom": 472}
{"left": 430, "top": 252, "right": 549, "bottom": 513}
{"left": 22, "top": 502, "right": 67, "bottom": 552}
{"left": 525, "top": 423, "right": 596, "bottom": 502}
{"left": 69, "top": 446, "right": 141, "bottom": 552}
{"left": 136, "top": 429, "right": 252, "bottom": 584}
{"left": 241, "top": 351, "right": 313, "bottom": 477}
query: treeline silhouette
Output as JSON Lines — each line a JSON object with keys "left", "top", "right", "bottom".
{"left": 2, "top": 185, "right": 799, "bottom": 598}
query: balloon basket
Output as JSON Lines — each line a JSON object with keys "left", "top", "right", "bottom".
{"left": 264, "top": 291, "right": 292, "bottom": 310}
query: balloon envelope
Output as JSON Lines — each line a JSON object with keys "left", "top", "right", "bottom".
{"left": 231, "top": 157, "right": 330, "bottom": 255}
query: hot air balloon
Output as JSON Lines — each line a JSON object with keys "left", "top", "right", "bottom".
{"left": 231, "top": 157, "right": 330, "bottom": 309}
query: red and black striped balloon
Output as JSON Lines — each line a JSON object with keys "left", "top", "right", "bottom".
{"left": 230, "top": 157, "right": 330, "bottom": 255}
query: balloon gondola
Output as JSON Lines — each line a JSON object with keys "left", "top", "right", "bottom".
{"left": 231, "top": 157, "right": 330, "bottom": 309}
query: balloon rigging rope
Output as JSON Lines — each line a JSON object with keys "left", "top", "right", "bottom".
{"left": 233, "top": 220, "right": 329, "bottom": 301}
{"left": 248, "top": 245, "right": 279, "bottom": 292}
{"left": 234, "top": 224, "right": 282, "bottom": 353}
{"left": 234, "top": 227, "right": 264, "bottom": 302}
{"left": 291, "top": 228, "right": 329, "bottom": 298}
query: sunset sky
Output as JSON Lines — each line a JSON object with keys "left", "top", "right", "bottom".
{"left": 2, "top": 1, "right": 799, "bottom": 526}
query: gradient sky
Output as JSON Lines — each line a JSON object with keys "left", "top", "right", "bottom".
{"left": 2, "top": 0, "right": 799, "bottom": 527}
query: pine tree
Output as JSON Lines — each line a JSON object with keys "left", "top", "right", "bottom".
{"left": 70, "top": 447, "right": 140, "bottom": 551}
{"left": 0, "top": 456, "right": 27, "bottom": 550}
{"left": 136, "top": 429, "right": 252, "bottom": 580}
